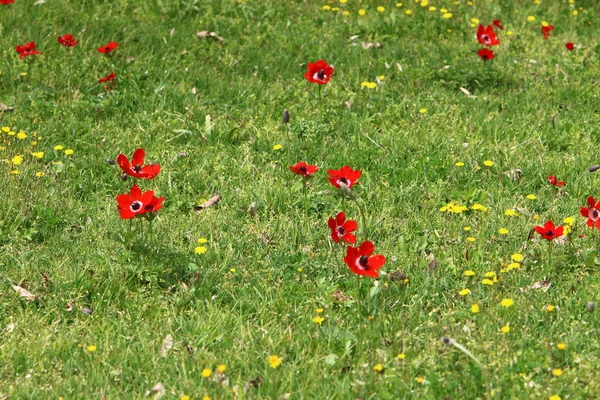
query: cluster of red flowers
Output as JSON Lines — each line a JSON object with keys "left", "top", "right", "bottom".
{"left": 476, "top": 22, "right": 501, "bottom": 61}
{"left": 115, "top": 148, "right": 163, "bottom": 220}
{"left": 290, "top": 160, "right": 386, "bottom": 278}
{"left": 13, "top": 33, "right": 119, "bottom": 86}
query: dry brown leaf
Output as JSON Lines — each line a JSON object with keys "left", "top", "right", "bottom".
{"left": 244, "top": 376, "right": 263, "bottom": 392}
{"left": 12, "top": 285, "right": 36, "bottom": 302}
{"left": 145, "top": 382, "right": 166, "bottom": 398}
{"left": 388, "top": 271, "right": 407, "bottom": 281}
{"left": 194, "top": 194, "right": 221, "bottom": 211}
{"left": 332, "top": 289, "right": 354, "bottom": 302}
{"left": 0, "top": 103, "right": 14, "bottom": 112}
{"left": 428, "top": 259, "right": 440, "bottom": 273}
{"left": 248, "top": 202, "right": 257, "bottom": 218}
{"left": 159, "top": 334, "right": 174, "bottom": 358}
{"left": 196, "top": 31, "right": 223, "bottom": 43}
{"left": 504, "top": 169, "right": 523, "bottom": 181}
{"left": 529, "top": 280, "right": 551, "bottom": 291}
{"left": 361, "top": 41, "right": 382, "bottom": 49}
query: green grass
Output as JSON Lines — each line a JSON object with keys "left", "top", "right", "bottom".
{"left": 1, "top": 0, "right": 600, "bottom": 398}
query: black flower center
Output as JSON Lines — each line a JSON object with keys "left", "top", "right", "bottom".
{"left": 317, "top": 69, "right": 325, "bottom": 80}
{"left": 482, "top": 34, "right": 489, "bottom": 42}
{"left": 339, "top": 177, "right": 348, "bottom": 184}
{"left": 299, "top": 166, "right": 307, "bottom": 174}
{"left": 145, "top": 204, "right": 154, "bottom": 211}
{"left": 337, "top": 226, "right": 346, "bottom": 236}
{"left": 358, "top": 255, "right": 370, "bottom": 269}
{"left": 591, "top": 209, "right": 599, "bottom": 221}
{"left": 546, "top": 230, "right": 554, "bottom": 237}
{"left": 130, "top": 200, "right": 143, "bottom": 212}
{"left": 133, "top": 164, "right": 142, "bottom": 173}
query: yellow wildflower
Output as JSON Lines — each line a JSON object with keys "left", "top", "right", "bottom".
{"left": 11, "top": 155, "right": 23, "bottom": 165}
{"left": 194, "top": 246, "right": 207, "bottom": 254}
{"left": 552, "top": 368, "right": 563, "bottom": 377}
{"left": 500, "top": 298, "right": 514, "bottom": 308}
{"left": 405, "top": 9, "right": 413, "bottom": 15}
{"left": 64, "top": 149, "right": 74, "bottom": 155}
{"left": 442, "top": 12, "right": 452, "bottom": 18}
{"left": 498, "top": 228, "right": 509, "bottom": 235}
{"left": 419, "top": 108, "right": 427, "bottom": 114}
{"left": 471, "top": 304, "right": 480, "bottom": 313}
{"left": 31, "top": 152, "right": 44, "bottom": 159}
{"left": 482, "top": 279, "right": 494, "bottom": 285}
{"left": 546, "top": 305, "right": 556, "bottom": 312}
{"left": 505, "top": 209, "right": 519, "bottom": 217}
{"left": 466, "top": 237, "right": 476, "bottom": 242}
{"left": 458, "top": 288, "right": 471, "bottom": 296}
{"left": 272, "top": 144, "right": 283, "bottom": 150}
{"left": 373, "top": 363, "right": 384, "bottom": 372}
{"left": 358, "top": 9, "right": 366, "bottom": 15}
{"left": 86, "top": 345, "right": 97, "bottom": 352}
{"left": 16, "top": 131, "right": 27, "bottom": 140}
{"left": 526, "top": 194, "right": 537, "bottom": 200}
{"left": 268, "top": 355, "right": 282, "bottom": 368}
{"left": 377, "top": 6, "right": 385, "bottom": 12}
{"left": 397, "top": 353, "right": 406, "bottom": 359}
{"left": 511, "top": 253, "right": 523, "bottom": 262}
{"left": 527, "top": 16, "right": 536, "bottom": 21}
{"left": 361, "top": 82, "right": 377, "bottom": 89}
{"left": 464, "top": 270, "right": 475, "bottom": 277}
{"left": 557, "top": 343, "right": 566, "bottom": 350}
{"left": 501, "top": 325, "right": 510, "bottom": 333}
{"left": 217, "top": 364, "right": 227, "bottom": 373}
{"left": 471, "top": 203, "right": 488, "bottom": 212}
{"left": 455, "top": 162, "right": 465, "bottom": 167}
{"left": 313, "top": 316, "right": 325, "bottom": 324}
{"left": 201, "top": 368, "right": 212, "bottom": 378}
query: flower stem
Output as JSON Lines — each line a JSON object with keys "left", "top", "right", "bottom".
{"left": 302, "top": 177, "right": 310, "bottom": 231}
{"left": 354, "top": 197, "right": 369, "bottom": 239}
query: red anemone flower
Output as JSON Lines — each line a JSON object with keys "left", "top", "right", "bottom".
{"left": 534, "top": 220, "right": 564, "bottom": 241}
{"left": 117, "top": 148, "right": 161, "bottom": 179}
{"left": 15, "top": 42, "right": 41, "bottom": 58}
{"left": 478, "top": 48, "right": 495, "bottom": 61}
{"left": 99, "top": 72, "right": 117, "bottom": 83}
{"left": 97, "top": 41, "right": 119, "bottom": 53}
{"left": 565, "top": 42, "right": 574, "bottom": 51}
{"left": 547, "top": 175, "right": 565, "bottom": 187}
{"left": 116, "top": 184, "right": 159, "bottom": 219}
{"left": 304, "top": 60, "right": 334, "bottom": 85}
{"left": 343, "top": 241, "right": 386, "bottom": 278}
{"left": 0, "top": 0, "right": 14, "bottom": 4}
{"left": 328, "top": 212, "right": 357, "bottom": 244}
{"left": 327, "top": 166, "right": 362, "bottom": 189}
{"left": 290, "top": 162, "right": 319, "bottom": 177}
{"left": 58, "top": 34, "right": 79, "bottom": 47}
{"left": 541, "top": 24, "right": 554, "bottom": 40}
{"left": 580, "top": 196, "right": 600, "bottom": 229}
{"left": 492, "top": 20, "right": 504, "bottom": 30}
{"left": 476, "top": 25, "right": 499, "bottom": 46}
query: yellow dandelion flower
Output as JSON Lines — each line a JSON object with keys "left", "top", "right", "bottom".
{"left": 313, "top": 316, "right": 325, "bottom": 324}
{"left": 501, "top": 325, "right": 510, "bottom": 333}
{"left": 526, "top": 194, "right": 537, "bottom": 200}
{"left": 16, "top": 132, "right": 27, "bottom": 140}
{"left": 396, "top": 3, "right": 403, "bottom": 7}
{"left": 377, "top": 6, "right": 385, "bottom": 12}
{"left": 440, "top": 8, "right": 448, "bottom": 13}
{"left": 361, "top": 82, "right": 377, "bottom": 89}
{"left": 471, "top": 203, "right": 488, "bottom": 212}
{"left": 484, "top": 271, "right": 496, "bottom": 278}
{"left": 230, "top": 268, "right": 236, "bottom": 273}
{"left": 54, "top": 145, "right": 64, "bottom": 151}
{"left": 442, "top": 12, "right": 452, "bottom": 18}
{"left": 272, "top": 144, "right": 283, "bottom": 150}
{"left": 471, "top": 18, "right": 480, "bottom": 24}
{"left": 557, "top": 343, "right": 566, "bottom": 350}
{"left": 1, "top": 126, "right": 10, "bottom": 133}
{"left": 202, "top": 396, "right": 211, "bottom": 400}
{"left": 458, "top": 288, "right": 471, "bottom": 296}
{"left": 471, "top": 304, "right": 480, "bottom": 313}
{"left": 511, "top": 253, "right": 524, "bottom": 262}
{"left": 316, "top": 308, "right": 324, "bottom": 314}
{"left": 505, "top": 209, "right": 519, "bottom": 217}
{"left": 64, "top": 149, "right": 74, "bottom": 155}
{"left": 420, "top": 0, "right": 428, "bottom": 6}
{"left": 268, "top": 355, "right": 282, "bottom": 368}
{"left": 546, "top": 305, "right": 556, "bottom": 312}
{"left": 549, "top": 396, "right": 561, "bottom": 400}
{"left": 194, "top": 246, "right": 208, "bottom": 254}
{"left": 10, "top": 170, "right": 20, "bottom": 175}
{"left": 419, "top": 108, "right": 427, "bottom": 114}
{"left": 340, "top": 0, "right": 347, "bottom": 3}
{"left": 86, "top": 345, "right": 97, "bottom": 352}
{"left": 297, "top": 267, "right": 303, "bottom": 272}
{"left": 483, "top": 160, "right": 494, "bottom": 167}
{"left": 527, "top": 16, "right": 536, "bottom": 21}
{"left": 342, "top": 10, "right": 349, "bottom": 15}
{"left": 322, "top": 5, "right": 331, "bottom": 10}
{"left": 563, "top": 217, "right": 575, "bottom": 226}
{"left": 373, "top": 363, "right": 384, "bottom": 372}
{"left": 552, "top": 368, "right": 563, "bottom": 377}
{"left": 541, "top": 21, "right": 549, "bottom": 27}
{"left": 405, "top": 9, "right": 413, "bottom": 15}
{"left": 463, "top": 226, "right": 471, "bottom": 231}
{"left": 358, "top": 9, "right": 366, "bottom": 15}
{"left": 181, "top": 396, "right": 190, "bottom": 400}
{"left": 11, "top": 155, "right": 23, "bottom": 165}
{"left": 415, "top": 376, "right": 425, "bottom": 384}
{"left": 35, "top": 172, "right": 45, "bottom": 177}
{"left": 482, "top": 279, "right": 494, "bottom": 286}
{"left": 31, "top": 152, "right": 44, "bottom": 159}
{"left": 217, "top": 364, "right": 227, "bottom": 373}
{"left": 507, "top": 30, "right": 513, "bottom": 36}
{"left": 429, "top": 6, "right": 436, "bottom": 11}
{"left": 397, "top": 353, "right": 406, "bottom": 359}
{"left": 198, "top": 238, "right": 208, "bottom": 244}
{"left": 498, "top": 228, "right": 509, "bottom": 235}
{"left": 572, "top": 10, "right": 578, "bottom": 15}
{"left": 500, "top": 298, "right": 514, "bottom": 308}
{"left": 201, "top": 368, "right": 212, "bottom": 378}
{"left": 455, "top": 162, "right": 465, "bottom": 167}
{"left": 378, "top": 75, "right": 385, "bottom": 81}
{"left": 466, "top": 237, "right": 476, "bottom": 242}
{"left": 8, "top": 131, "right": 15, "bottom": 136}
{"left": 464, "top": 270, "right": 475, "bottom": 277}
{"left": 506, "top": 262, "right": 520, "bottom": 271}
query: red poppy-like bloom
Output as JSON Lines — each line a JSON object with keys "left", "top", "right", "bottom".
{"left": 328, "top": 212, "right": 358, "bottom": 244}
{"left": 565, "top": 42, "right": 574, "bottom": 51}
{"left": 290, "top": 162, "right": 319, "bottom": 177}
{"left": 343, "top": 241, "right": 386, "bottom": 278}
{"left": 547, "top": 175, "right": 565, "bottom": 187}
{"left": 117, "top": 148, "right": 161, "bottom": 179}
{"left": 97, "top": 41, "right": 119, "bottom": 53}
{"left": 492, "top": 20, "right": 504, "bottom": 30}
{"left": 541, "top": 24, "right": 554, "bottom": 40}
{"left": 116, "top": 184, "right": 164, "bottom": 219}
{"left": 580, "top": 196, "right": 600, "bottom": 229}
{"left": 327, "top": 166, "right": 362, "bottom": 189}
{"left": 478, "top": 48, "right": 495, "bottom": 61}
{"left": 58, "top": 34, "right": 79, "bottom": 47}
{"left": 534, "top": 220, "right": 564, "bottom": 241}
{"left": 0, "top": 0, "right": 14, "bottom": 4}
{"left": 15, "top": 42, "right": 41, "bottom": 58}
{"left": 304, "top": 60, "right": 334, "bottom": 85}
{"left": 477, "top": 25, "right": 499, "bottom": 46}
{"left": 99, "top": 72, "right": 117, "bottom": 83}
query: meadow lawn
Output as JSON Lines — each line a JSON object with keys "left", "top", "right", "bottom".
{"left": 1, "top": 0, "right": 600, "bottom": 398}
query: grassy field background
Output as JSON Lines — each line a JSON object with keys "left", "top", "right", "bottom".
{"left": 1, "top": 0, "right": 600, "bottom": 398}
